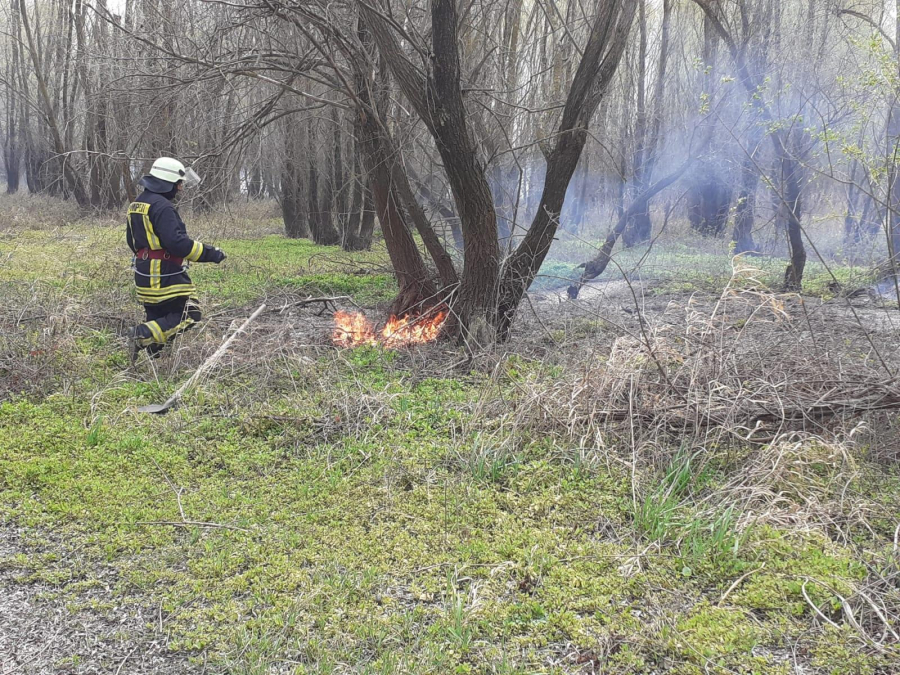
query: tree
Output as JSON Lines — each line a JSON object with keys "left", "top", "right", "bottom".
{"left": 691, "top": 0, "right": 808, "bottom": 290}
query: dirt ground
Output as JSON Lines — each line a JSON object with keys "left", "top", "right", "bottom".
{"left": 0, "top": 525, "right": 199, "bottom": 675}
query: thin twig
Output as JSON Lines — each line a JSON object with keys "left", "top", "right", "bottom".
{"left": 134, "top": 520, "right": 250, "bottom": 532}
{"left": 114, "top": 646, "right": 139, "bottom": 675}
{"left": 718, "top": 565, "right": 765, "bottom": 605}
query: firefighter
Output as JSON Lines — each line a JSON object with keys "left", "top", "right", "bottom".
{"left": 126, "top": 157, "right": 226, "bottom": 363}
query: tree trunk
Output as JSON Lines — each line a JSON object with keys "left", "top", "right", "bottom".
{"left": 282, "top": 161, "right": 309, "bottom": 239}
{"left": 427, "top": 0, "right": 500, "bottom": 341}
{"left": 3, "top": 117, "right": 21, "bottom": 194}
{"left": 353, "top": 19, "right": 437, "bottom": 315}
{"left": 498, "top": 1, "right": 639, "bottom": 338}
{"left": 781, "top": 155, "right": 806, "bottom": 291}
{"left": 731, "top": 154, "right": 760, "bottom": 255}
{"left": 411, "top": 168, "right": 464, "bottom": 251}
{"left": 308, "top": 118, "right": 340, "bottom": 246}
{"left": 363, "top": 0, "right": 497, "bottom": 340}
{"left": 687, "top": 164, "right": 732, "bottom": 237}
{"left": 569, "top": 157, "right": 696, "bottom": 298}
{"left": 343, "top": 168, "right": 376, "bottom": 252}
{"left": 731, "top": 107, "right": 763, "bottom": 254}
{"left": 355, "top": 182, "right": 377, "bottom": 251}
{"left": 359, "top": 113, "right": 438, "bottom": 314}
{"left": 623, "top": 0, "right": 671, "bottom": 248}
{"left": 282, "top": 126, "right": 310, "bottom": 239}
{"left": 692, "top": 0, "right": 808, "bottom": 290}
{"left": 332, "top": 107, "right": 349, "bottom": 230}
{"left": 887, "top": 2, "right": 900, "bottom": 277}
{"left": 18, "top": 0, "right": 88, "bottom": 206}
{"left": 623, "top": 0, "right": 650, "bottom": 246}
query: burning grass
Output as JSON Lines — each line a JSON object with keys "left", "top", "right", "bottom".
{"left": 332, "top": 307, "right": 448, "bottom": 348}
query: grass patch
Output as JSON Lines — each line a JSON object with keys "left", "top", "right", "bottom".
{"left": 1, "top": 204, "right": 898, "bottom": 672}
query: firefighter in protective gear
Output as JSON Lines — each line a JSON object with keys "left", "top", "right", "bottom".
{"left": 126, "top": 157, "right": 226, "bottom": 362}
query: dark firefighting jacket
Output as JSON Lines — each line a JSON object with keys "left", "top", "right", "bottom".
{"left": 125, "top": 190, "right": 218, "bottom": 305}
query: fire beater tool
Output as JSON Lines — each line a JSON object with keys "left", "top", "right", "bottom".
{"left": 137, "top": 303, "right": 266, "bottom": 414}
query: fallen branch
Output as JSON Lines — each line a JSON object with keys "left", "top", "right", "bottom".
{"left": 137, "top": 303, "right": 266, "bottom": 414}
{"left": 274, "top": 295, "right": 351, "bottom": 316}
{"left": 567, "top": 156, "right": 696, "bottom": 299}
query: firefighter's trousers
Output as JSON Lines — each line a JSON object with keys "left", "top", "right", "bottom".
{"left": 135, "top": 296, "right": 202, "bottom": 355}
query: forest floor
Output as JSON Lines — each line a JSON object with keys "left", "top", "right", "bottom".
{"left": 1, "top": 198, "right": 899, "bottom": 674}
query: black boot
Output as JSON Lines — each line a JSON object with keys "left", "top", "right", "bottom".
{"left": 127, "top": 325, "right": 160, "bottom": 364}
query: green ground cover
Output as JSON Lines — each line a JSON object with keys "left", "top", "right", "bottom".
{"left": 1, "top": 208, "right": 898, "bottom": 673}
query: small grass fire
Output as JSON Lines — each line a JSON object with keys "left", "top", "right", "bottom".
{"left": 332, "top": 308, "right": 448, "bottom": 348}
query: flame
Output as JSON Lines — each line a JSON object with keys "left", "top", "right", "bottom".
{"left": 332, "top": 309, "right": 447, "bottom": 348}
{"left": 332, "top": 310, "right": 377, "bottom": 347}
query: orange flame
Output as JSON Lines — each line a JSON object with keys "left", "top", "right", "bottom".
{"left": 332, "top": 309, "right": 447, "bottom": 348}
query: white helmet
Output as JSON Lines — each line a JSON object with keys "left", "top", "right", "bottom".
{"left": 149, "top": 157, "right": 201, "bottom": 188}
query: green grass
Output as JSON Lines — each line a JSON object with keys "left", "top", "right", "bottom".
{"left": 3, "top": 386, "right": 891, "bottom": 673}
{"left": 533, "top": 241, "right": 877, "bottom": 296}
{"left": 0, "top": 226, "right": 395, "bottom": 310}
{"left": 1, "top": 213, "right": 898, "bottom": 673}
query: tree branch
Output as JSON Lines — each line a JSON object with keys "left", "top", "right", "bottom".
{"left": 838, "top": 9, "right": 897, "bottom": 50}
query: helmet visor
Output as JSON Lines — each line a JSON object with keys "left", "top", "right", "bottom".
{"left": 182, "top": 167, "right": 202, "bottom": 189}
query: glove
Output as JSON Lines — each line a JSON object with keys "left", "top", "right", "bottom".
{"left": 209, "top": 247, "right": 227, "bottom": 264}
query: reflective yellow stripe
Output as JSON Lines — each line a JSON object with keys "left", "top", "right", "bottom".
{"left": 128, "top": 202, "right": 160, "bottom": 251}
{"left": 162, "top": 318, "right": 195, "bottom": 340}
{"left": 138, "top": 293, "right": 197, "bottom": 303}
{"left": 150, "top": 259, "right": 161, "bottom": 289}
{"left": 137, "top": 289, "right": 197, "bottom": 304}
{"left": 136, "top": 284, "right": 196, "bottom": 296}
{"left": 143, "top": 214, "right": 161, "bottom": 250}
{"left": 186, "top": 241, "right": 204, "bottom": 262}
{"left": 146, "top": 321, "right": 165, "bottom": 344}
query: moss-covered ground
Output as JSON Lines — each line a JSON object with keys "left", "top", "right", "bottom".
{"left": 1, "top": 200, "right": 898, "bottom": 673}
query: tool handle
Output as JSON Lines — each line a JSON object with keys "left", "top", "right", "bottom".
{"left": 165, "top": 303, "right": 266, "bottom": 405}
